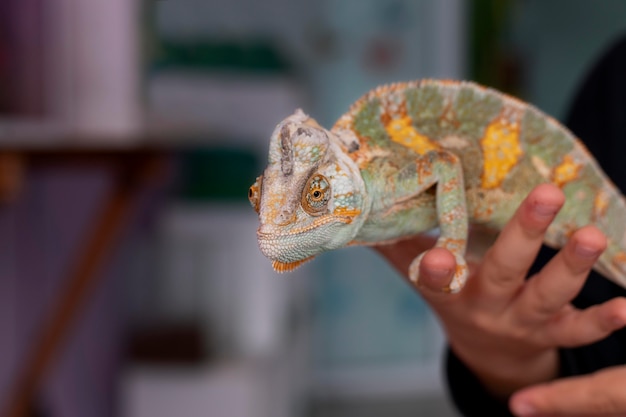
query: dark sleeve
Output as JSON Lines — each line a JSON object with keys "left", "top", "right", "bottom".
{"left": 446, "top": 35, "right": 626, "bottom": 416}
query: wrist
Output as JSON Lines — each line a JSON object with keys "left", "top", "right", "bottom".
{"left": 449, "top": 342, "right": 559, "bottom": 399}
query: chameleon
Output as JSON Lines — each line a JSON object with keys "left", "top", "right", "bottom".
{"left": 248, "top": 79, "right": 626, "bottom": 293}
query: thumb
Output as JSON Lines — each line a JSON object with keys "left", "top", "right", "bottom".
{"left": 509, "top": 366, "right": 626, "bottom": 416}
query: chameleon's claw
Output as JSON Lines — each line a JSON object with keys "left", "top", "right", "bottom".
{"left": 446, "top": 256, "right": 468, "bottom": 293}
{"left": 408, "top": 252, "right": 427, "bottom": 284}
{"left": 408, "top": 251, "right": 468, "bottom": 293}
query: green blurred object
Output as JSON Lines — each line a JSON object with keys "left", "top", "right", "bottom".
{"left": 154, "top": 40, "right": 293, "bottom": 74}
{"left": 179, "top": 147, "right": 260, "bottom": 202}
{"left": 468, "top": 0, "right": 521, "bottom": 95}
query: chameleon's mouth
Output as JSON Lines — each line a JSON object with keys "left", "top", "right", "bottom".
{"left": 256, "top": 211, "right": 360, "bottom": 266}
{"left": 256, "top": 219, "right": 344, "bottom": 263}
{"left": 257, "top": 213, "right": 355, "bottom": 239}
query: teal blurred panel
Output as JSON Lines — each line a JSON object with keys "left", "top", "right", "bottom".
{"left": 312, "top": 246, "right": 440, "bottom": 368}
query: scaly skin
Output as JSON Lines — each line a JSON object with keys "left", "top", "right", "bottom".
{"left": 249, "top": 79, "right": 626, "bottom": 293}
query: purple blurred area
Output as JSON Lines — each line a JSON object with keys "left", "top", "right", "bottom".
{"left": 0, "top": 169, "right": 125, "bottom": 415}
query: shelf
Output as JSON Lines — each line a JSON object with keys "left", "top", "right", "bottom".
{"left": 0, "top": 117, "right": 219, "bottom": 150}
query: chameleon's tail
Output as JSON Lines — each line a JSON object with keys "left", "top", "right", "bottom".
{"left": 545, "top": 181, "right": 626, "bottom": 289}
{"left": 595, "top": 239, "right": 626, "bottom": 288}
{"left": 592, "top": 188, "right": 626, "bottom": 288}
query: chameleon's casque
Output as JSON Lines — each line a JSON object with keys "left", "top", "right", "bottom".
{"left": 249, "top": 79, "right": 626, "bottom": 292}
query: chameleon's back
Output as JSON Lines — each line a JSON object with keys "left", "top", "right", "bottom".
{"left": 330, "top": 80, "right": 626, "bottom": 286}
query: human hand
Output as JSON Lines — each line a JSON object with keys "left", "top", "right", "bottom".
{"left": 375, "top": 183, "right": 626, "bottom": 415}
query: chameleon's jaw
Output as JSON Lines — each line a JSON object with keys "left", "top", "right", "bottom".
{"left": 258, "top": 237, "right": 316, "bottom": 273}
{"left": 256, "top": 217, "right": 356, "bottom": 270}
{"left": 257, "top": 231, "right": 319, "bottom": 266}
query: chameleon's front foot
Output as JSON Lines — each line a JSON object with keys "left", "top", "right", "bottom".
{"left": 408, "top": 251, "right": 469, "bottom": 293}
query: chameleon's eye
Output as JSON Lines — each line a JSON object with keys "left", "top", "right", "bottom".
{"left": 302, "top": 174, "right": 330, "bottom": 216}
{"left": 248, "top": 175, "right": 263, "bottom": 214}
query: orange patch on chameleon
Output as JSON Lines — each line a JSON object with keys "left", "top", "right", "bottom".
{"left": 593, "top": 190, "right": 610, "bottom": 220}
{"left": 415, "top": 158, "right": 434, "bottom": 183}
{"left": 552, "top": 155, "right": 582, "bottom": 187}
{"left": 272, "top": 257, "right": 314, "bottom": 273}
{"left": 333, "top": 192, "right": 361, "bottom": 217}
{"left": 442, "top": 177, "right": 460, "bottom": 192}
{"left": 559, "top": 222, "right": 579, "bottom": 241}
{"left": 266, "top": 196, "right": 297, "bottom": 226}
{"left": 380, "top": 110, "right": 392, "bottom": 126}
{"left": 473, "top": 205, "right": 494, "bottom": 220}
{"left": 439, "top": 237, "right": 466, "bottom": 251}
{"left": 333, "top": 115, "right": 351, "bottom": 130}
{"left": 480, "top": 118, "right": 523, "bottom": 189}
{"left": 332, "top": 207, "right": 361, "bottom": 217}
{"left": 385, "top": 116, "right": 440, "bottom": 155}
{"left": 346, "top": 140, "right": 377, "bottom": 169}
{"left": 333, "top": 207, "right": 361, "bottom": 223}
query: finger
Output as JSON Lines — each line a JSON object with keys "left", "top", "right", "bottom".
{"left": 416, "top": 247, "right": 458, "bottom": 297}
{"left": 544, "top": 297, "right": 626, "bottom": 347}
{"left": 476, "top": 184, "right": 565, "bottom": 306}
{"left": 510, "top": 225, "right": 606, "bottom": 325}
{"left": 510, "top": 367, "right": 626, "bottom": 416}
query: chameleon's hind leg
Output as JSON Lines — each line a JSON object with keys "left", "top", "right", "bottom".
{"left": 405, "top": 150, "right": 469, "bottom": 293}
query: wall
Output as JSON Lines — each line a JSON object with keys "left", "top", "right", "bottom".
{"left": 511, "top": 0, "right": 626, "bottom": 118}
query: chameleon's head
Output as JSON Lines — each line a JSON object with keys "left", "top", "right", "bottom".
{"left": 249, "top": 109, "right": 367, "bottom": 272}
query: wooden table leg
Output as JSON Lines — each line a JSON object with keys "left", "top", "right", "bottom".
{"left": 3, "top": 155, "right": 163, "bottom": 417}
{"left": 0, "top": 152, "right": 24, "bottom": 204}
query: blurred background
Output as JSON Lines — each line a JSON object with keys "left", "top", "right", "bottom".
{"left": 1, "top": 0, "right": 625, "bottom": 416}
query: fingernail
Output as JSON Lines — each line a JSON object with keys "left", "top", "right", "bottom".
{"left": 420, "top": 268, "right": 453, "bottom": 292}
{"left": 511, "top": 400, "right": 538, "bottom": 416}
{"left": 532, "top": 201, "right": 560, "bottom": 219}
{"left": 612, "top": 316, "right": 625, "bottom": 327}
{"left": 610, "top": 311, "right": 626, "bottom": 327}
{"left": 428, "top": 267, "right": 453, "bottom": 281}
{"left": 574, "top": 242, "right": 602, "bottom": 259}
